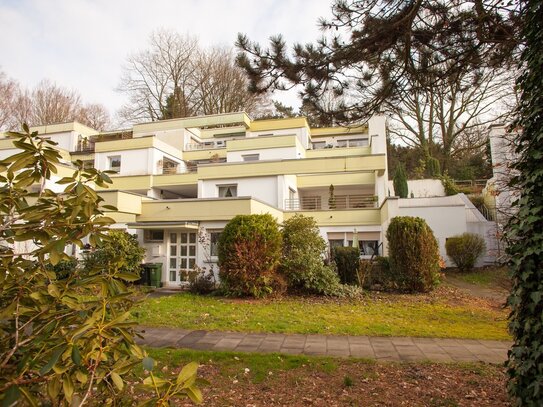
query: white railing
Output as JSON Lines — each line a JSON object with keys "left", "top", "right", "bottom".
{"left": 333, "top": 195, "right": 378, "bottom": 209}
{"left": 285, "top": 195, "right": 377, "bottom": 210}
{"left": 311, "top": 139, "right": 369, "bottom": 150}
{"left": 284, "top": 196, "right": 322, "bottom": 210}
{"left": 185, "top": 142, "right": 224, "bottom": 151}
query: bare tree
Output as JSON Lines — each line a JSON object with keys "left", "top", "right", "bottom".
{"left": 77, "top": 103, "right": 110, "bottom": 131}
{"left": 0, "top": 71, "right": 19, "bottom": 131}
{"left": 117, "top": 30, "right": 199, "bottom": 123}
{"left": 117, "top": 31, "right": 272, "bottom": 123}
{"left": 193, "top": 47, "right": 270, "bottom": 117}
{"left": 30, "top": 79, "right": 82, "bottom": 125}
{"left": 389, "top": 68, "right": 516, "bottom": 172}
{"left": 1, "top": 74, "right": 111, "bottom": 131}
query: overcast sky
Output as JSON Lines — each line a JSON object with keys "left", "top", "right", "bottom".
{"left": 0, "top": 0, "right": 333, "bottom": 123}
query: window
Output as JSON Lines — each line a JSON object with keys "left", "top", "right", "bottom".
{"left": 360, "top": 240, "right": 379, "bottom": 256}
{"left": 328, "top": 239, "right": 344, "bottom": 248}
{"left": 242, "top": 154, "right": 259, "bottom": 162}
{"left": 109, "top": 156, "right": 121, "bottom": 173}
{"left": 210, "top": 231, "right": 222, "bottom": 257}
{"left": 218, "top": 184, "right": 237, "bottom": 197}
{"left": 144, "top": 229, "right": 164, "bottom": 242}
{"left": 348, "top": 138, "right": 368, "bottom": 147}
{"left": 336, "top": 140, "right": 348, "bottom": 148}
{"left": 312, "top": 141, "right": 326, "bottom": 150}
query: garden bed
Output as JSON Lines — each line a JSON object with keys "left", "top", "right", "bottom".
{"left": 120, "top": 348, "right": 510, "bottom": 406}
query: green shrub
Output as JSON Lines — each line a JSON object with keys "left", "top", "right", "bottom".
{"left": 386, "top": 216, "right": 441, "bottom": 292}
{"left": 218, "top": 214, "right": 283, "bottom": 297}
{"left": 393, "top": 164, "right": 408, "bottom": 198}
{"left": 46, "top": 258, "right": 78, "bottom": 280}
{"left": 445, "top": 233, "right": 487, "bottom": 272}
{"left": 333, "top": 246, "right": 360, "bottom": 285}
{"left": 426, "top": 157, "right": 441, "bottom": 177}
{"left": 440, "top": 173, "right": 459, "bottom": 196}
{"left": 280, "top": 214, "right": 341, "bottom": 295}
{"left": 83, "top": 230, "right": 146, "bottom": 275}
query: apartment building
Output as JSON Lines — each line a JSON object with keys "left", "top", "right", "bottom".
{"left": 0, "top": 113, "right": 393, "bottom": 285}
{"left": 1, "top": 112, "right": 496, "bottom": 286}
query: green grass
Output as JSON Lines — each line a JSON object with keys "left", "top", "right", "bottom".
{"left": 144, "top": 347, "right": 341, "bottom": 384}
{"left": 450, "top": 266, "right": 510, "bottom": 288}
{"left": 134, "top": 292, "right": 509, "bottom": 340}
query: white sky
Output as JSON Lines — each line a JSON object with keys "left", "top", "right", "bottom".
{"left": 0, "top": 0, "right": 333, "bottom": 122}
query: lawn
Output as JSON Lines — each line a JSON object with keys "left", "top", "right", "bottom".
{"left": 134, "top": 286, "right": 509, "bottom": 340}
{"left": 121, "top": 348, "right": 510, "bottom": 406}
{"left": 447, "top": 266, "right": 510, "bottom": 288}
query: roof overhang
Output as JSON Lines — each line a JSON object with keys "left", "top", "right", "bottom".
{"left": 127, "top": 221, "right": 199, "bottom": 230}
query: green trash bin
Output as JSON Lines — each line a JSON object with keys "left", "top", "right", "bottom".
{"left": 145, "top": 263, "right": 163, "bottom": 288}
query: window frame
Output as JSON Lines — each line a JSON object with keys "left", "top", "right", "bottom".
{"left": 209, "top": 231, "right": 222, "bottom": 258}
{"left": 144, "top": 229, "right": 164, "bottom": 243}
{"left": 242, "top": 154, "right": 260, "bottom": 162}
{"left": 218, "top": 184, "right": 238, "bottom": 198}
{"left": 108, "top": 155, "right": 122, "bottom": 173}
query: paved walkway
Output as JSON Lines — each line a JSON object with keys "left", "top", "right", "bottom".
{"left": 136, "top": 326, "right": 510, "bottom": 364}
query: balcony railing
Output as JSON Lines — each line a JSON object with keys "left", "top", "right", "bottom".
{"left": 311, "top": 139, "right": 369, "bottom": 150}
{"left": 333, "top": 195, "right": 378, "bottom": 209}
{"left": 285, "top": 195, "right": 377, "bottom": 210}
{"left": 185, "top": 142, "right": 224, "bottom": 151}
{"left": 160, "top": 165, "right": 198, "bottom": 175}
{"left": 74, "top": 140, "right": 96, "bottom": 153}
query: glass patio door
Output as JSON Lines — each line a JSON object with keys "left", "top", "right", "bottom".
{"left": 168, "top": 232, "right": 197, "bottom": 283}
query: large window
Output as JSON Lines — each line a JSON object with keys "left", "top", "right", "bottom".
{"left": 218, "top": 184, "right": 237, "bottom": 197}
{"left": 108, "top": 155, "right": 121, "bottom": 173}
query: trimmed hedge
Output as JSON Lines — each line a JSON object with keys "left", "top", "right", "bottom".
{"left": 445, "top": 233, "right": 486, "bottom": 272}
{"left": 218, "top": 214, "right": 283, "bottom": 297}
{"left": 333, "top": 246, "right": 360, "bottom": 285}
{"left": 281, "top": 214, "right": 341, "bottom": 295}
{"left": 386, "top": 216, "right": 441, "bottom": 292}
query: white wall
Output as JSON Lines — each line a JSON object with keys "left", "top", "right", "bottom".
{"left": 368, "top": 115, "right": 388, "bottom": 205}
{"left": 388, "top": 179, "right": 445, "bottom": 198}
{"left": 278, "top": 174, "right": 298, "bottom": 209}
{"left": 95, "top": 148, "right": 183, "bottom": 176}
{"left": 0, "top": 148, "right": 19, "bottom": 161}
{"left": 49, "top": 131, "right": 77, "bottom": 152}
{"left": 397, "top": 202, "right": 467, "bottom": 265}
{"left": 200, "top": 176, "right": 279, "bottom": 207}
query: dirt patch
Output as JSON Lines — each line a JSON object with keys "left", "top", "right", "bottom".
{"left": 442, "top": 268, "right": 510, "bottom": 307}
{"left": 138, "top": 361, "right": 509, "bottom": 406}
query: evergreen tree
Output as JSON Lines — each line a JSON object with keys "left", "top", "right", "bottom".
{"left": 393, "top": 164, "right": 408, "bottom": 198}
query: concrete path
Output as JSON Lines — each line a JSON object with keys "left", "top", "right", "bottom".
{"left": 136, "top": 326, "right": 510, "bottom": 364}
